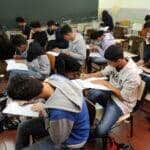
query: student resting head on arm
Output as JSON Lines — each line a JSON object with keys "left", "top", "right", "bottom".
{"left": 7, "top": 74, "right": 90, "bottom": 150}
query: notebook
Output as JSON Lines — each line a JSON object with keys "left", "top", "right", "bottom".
{"left": 3, "top": 101, "right": 39, "bottom": 117}
{"left": 72, "top": 78, "right": 110, "bottom": 91}
{"left": 6, "top": 59, "right": 28, "bottom": 71}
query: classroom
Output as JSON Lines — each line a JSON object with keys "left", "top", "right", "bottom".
{"left": 0, "top": 0, "right": 149, "bottom": 149}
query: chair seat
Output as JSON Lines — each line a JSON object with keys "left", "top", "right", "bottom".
{"left": 117, "top": 113, "right": 130, "bottom": 123}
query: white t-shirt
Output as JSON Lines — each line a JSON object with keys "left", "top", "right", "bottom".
{"left": 101, "top": 59, "right": 141, "bottom": 114}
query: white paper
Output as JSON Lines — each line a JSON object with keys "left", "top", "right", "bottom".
{"left": 124, "top": 51, "right": 137, "bottom": 58}
{"left": 89, "top": 52, "right": 101, "bottom": 58}
{"left": 72, "top": 79, "right": 110, "bottom": 91}
{"left": 3, "top": 101, "right": 39, "bottom": 117}
{"left": 6, "top": 59, "right": 28, "bottom": 71}
{"left": 46, "top": 51, "right": 59, "bottom": 57}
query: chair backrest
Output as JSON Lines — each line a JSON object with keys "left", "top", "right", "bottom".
{"left": 137, "top": 80, "right": 146, "bottom": 101}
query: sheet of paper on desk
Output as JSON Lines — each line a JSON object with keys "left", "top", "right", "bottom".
{"left": 124, "top": 52, "right": 137, "bottom": 58}
{"left": 47, "top": 51, "right": 59, "bottom": 56}
{"left": 6, "top": 59, "right": 28, "bottom": 71}
{"left": 89, "top": 52, "right": 101, "bottom": 58}
{"left": 3, "top": 101, "right": 39, "bottom": 117}
{"left": 72, "top": 79, "right": 110, "bottom": 91}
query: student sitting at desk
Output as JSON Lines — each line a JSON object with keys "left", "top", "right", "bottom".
{"left": 7, "top": 74, "right": 90, "bottom": 150}
{"left": 89, "top": 30, "right": 116, "bottom": 64}
{"left": 30, "top": 21, "right": 48, "bottom": 48}
{"left": 16, "top": 17, "right": 31, "bottom": 39}
{"left": 56, "top": 25, "right": 86, "bottom": 75}
{"left": 83, "top": 45, "right": 141, "bottom": 137}
{"left": 46, "top": 20, "right": 68, "bottom": 50}
{"left": 11, "top": 35, "right": 50, "bottom": 80}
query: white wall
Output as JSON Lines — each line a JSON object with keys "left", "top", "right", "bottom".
{"left": 98, "top": 0, "right": 150, "bottom": 23}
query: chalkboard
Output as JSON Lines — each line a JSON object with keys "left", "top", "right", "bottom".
{"left": 0, "top": 0, "right": 98, "bottom": 28}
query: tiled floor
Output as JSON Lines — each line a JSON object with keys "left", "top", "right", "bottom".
{"left": 0, "top": 103, "right": 149, "bottom": 150}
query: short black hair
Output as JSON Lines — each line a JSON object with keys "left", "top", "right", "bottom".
{"left": 47, "top": 20, "right": 59, "bottom": 27}
{"left": 16, "top": 17, "right": 26, "bottom": 23}
{"left": 90, "top": 30, "right": 104, "bottom": 40}
{"left": 11, "top": 35, "right": 27, "bottom": 47}
{"left": 30, "top": 21, "right": 41, "bottom": 28}
{"left": 144, "top": 15, "right": 150, "bottom": 22}
{"left": 61, "top": 24, "right": 72, "bottom": 36}
{"left": 104, "top": 45, "right": 124, "bottom": 61}
{"left": 7, "top": 75, "right": 43, "bottom": 101}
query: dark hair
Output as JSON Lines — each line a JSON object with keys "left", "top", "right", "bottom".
{"left": 104, "top": 45, "right": 124, "bottom": 61}
{"left": 11, "top": 35, "right": 27, "bottom": 47}
{"left": 27, "top": 41, "right": 44, "bottom": 62}
{"left": 144, "top": 15, "right": 150, "bottom": 22}
{"left": 90, "top": 30, "right": 104, "bottom": 40}
{"left": 16, "top": 17, "right": 26, "bottom": 23}
{"left": 47, "top": 20, "right": 59, "bottom": 27}
{"left": 61, "top": 24, "right": 72, "bottom": 36}
{"left": 7, "top": 75, "right": 43, "bottom": 100}
{"left": 30, "top": 21, "right": 41, "bottom": 28}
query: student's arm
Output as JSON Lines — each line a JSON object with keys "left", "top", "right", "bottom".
{"left": 47, "top": 110, "right": 75, "bottom": 144}
{"left": 82, "top": 65, "right": 111, "bottom": 79}
{"left": 38, "top": 55, "right": 51, "bottom": 76}
{"left": 92, "top": 80, "right": 123, "bottom": 100}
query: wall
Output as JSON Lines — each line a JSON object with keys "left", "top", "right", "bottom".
{"left": 98, "top": 0, "right": 150, "bottom": 23}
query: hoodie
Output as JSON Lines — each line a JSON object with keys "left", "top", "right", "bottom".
{"left": 44, "top": 75, "right": 90, "bottom": 148}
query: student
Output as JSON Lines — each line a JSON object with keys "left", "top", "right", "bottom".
{"left": 11, "top": 35, "right": 50, "bottom": 80}
{"left": 89, "top": 30, "right": 116, "bottom": 64}
{"left": 16, "top": 17, "right": 31, "bottom": 39}
{"left": 101, "top": 10, "right": 114, "bottom": 31}
{"left": 30, "top": 21, "right": 48, "bottom": 48}
{"left": 46, "top": 20, "right": 68, "bottom": 50}
{"left": 7, "top": 74, "right": 90, "bottom": 150}
{"left": 0, "top": 31, "right": 15, "bottom": 60}
{"left": 83, "top": 45, "right": 141, "bottom": 137}
{"left": 56, "top": 25, "right": 86, "bottom": 75}
{"left": 11, "top": 35, "right": 28, "bottom": 59}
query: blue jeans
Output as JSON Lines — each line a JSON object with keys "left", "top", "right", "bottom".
{"left": 87, "top": 89, "right": 123, "bottom": 137}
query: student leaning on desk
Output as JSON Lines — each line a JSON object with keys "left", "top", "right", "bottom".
{"left": 7, "top": 74, "right": 90, "bottom": 150}
{"left": 82, "top": 45, "right": 141, "bottom": 137}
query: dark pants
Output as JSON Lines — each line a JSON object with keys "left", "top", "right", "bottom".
{"left": 56, "top": 53, "right": 81, "bottom": 75}
{"left": 15, "top": 118, "right": 67, "bottom": 150}
{"left": 87, "top": 89, "right": 123, "bottom": 137}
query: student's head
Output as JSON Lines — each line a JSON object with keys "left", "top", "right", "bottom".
{"left": 61, "top": 24, "right": 74, "bottom": 41}
{"left": 104, "top": 45, "right": 125, "bottom": 68}
{"left": 102, "top": 10, "right": 110, "bottom": 20}
{"left": 11, "top": 35, "right": 27, "bottom": 52}
{"left": 27, "top": 42, "right": 44, "bottom": 62}
{"left": 7, "top": 75, "right": 43, "bottom": 101}
{"left": 90, "top": 30, "right": 104, "bottom": 41}
{"left": 30, "top": 21, "right": 41, "bottom": 32}
{"left": 47, "top": 20, "right": 59, "bottom": 31}
{"left": 16, "top": 17, "right": 26, "bottom": 27}
{"left": 144, "top": 15, "right": 150, "bottom": 22}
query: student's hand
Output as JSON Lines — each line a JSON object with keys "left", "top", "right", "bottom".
{"left": 80, "top": 73, "right": 92, "bottom": 79}
{"left": 137, "top": 60, "right": 144, "bottom": 66}
{"left": 13, "top": 55, "right": 23, "bottom": 60}
{"left": 53, "top": 48, "right": 61, "bottom": 52}
{"left": 32, "top": 102, "right": 45, "bottom": 112}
